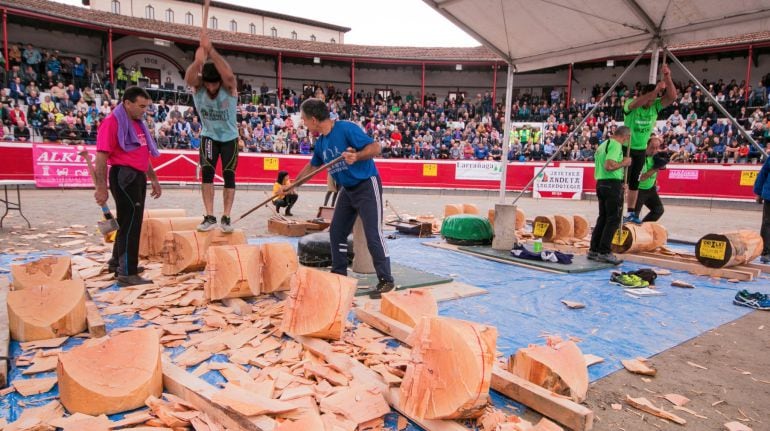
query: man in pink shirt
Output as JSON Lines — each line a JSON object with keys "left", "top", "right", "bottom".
{"left": 93, "top": 87, "right": 162, "bottom": 286}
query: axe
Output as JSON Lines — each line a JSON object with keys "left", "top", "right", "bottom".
{"left": 78, "top": 149, "right": 120, "bottom": 238}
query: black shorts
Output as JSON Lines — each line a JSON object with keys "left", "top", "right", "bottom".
{"left": 625, "top": 148, "right": 647, "bottom": 190}
{"left": 200, "top": 137, "right": 238, "bottom": 172}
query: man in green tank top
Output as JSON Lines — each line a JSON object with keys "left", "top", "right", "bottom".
{"left": 185, "top": 32, "right": 239, "bottom": 233}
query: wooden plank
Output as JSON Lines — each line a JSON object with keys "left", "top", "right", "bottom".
{"left": 85, "top": 300, "right": 107, "bottom": 338}
{"left": 422, "top": 242, "right": 563, "bottom": 274}
{"left": 0, "top": 277, "right": 9, "bottom": 388}
{"left": 161, "top": 358, "right": 276, "bottom": 431}
{"left": 620, "top": 253, "right": 754, "bottom": 281}
{"left": 354, "top": 307, "right": 594, "bottom": 431}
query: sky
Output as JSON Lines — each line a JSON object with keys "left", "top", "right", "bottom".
{"left": 54, "top": 0, "right": 480, "bottom": 47}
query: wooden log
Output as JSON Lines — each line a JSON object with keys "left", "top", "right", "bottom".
{"left": 141, "top": 217, "right": 201, "bottom": 259}
{"left": 573, "top": 215, "right": 590, "bottom": 239}
{"left": 57, "top": 327, "right": 163, "bottom": 415}
{"left": 696, "top": 230, "right": 764, "bottom": 268}
{"left": 553, "top": 215, "right": 574, "bottom": 240}
{"left": 0, "top": 277, "right": 8, "bottom": 388}
{"left": 8, "top": 279, "right": 87, "bottom": 342}
{"left": 144, "top": 208, "right": 186, "bottom": 219}
{"left": 462, "top": 204, "right": 479, "bottom": 215}
{"left": 611, "top": 222, "right": 663, "bottom": 254}
{"left": 281, "top": 267, "right": 356, "bottom": 340}
{"left": 381, "top": 288, "right": 438, "bottom": 328}
{"left": 400, "top": 316, "right": 497, "bottom": 420}
{"left": 205, "top": 245, "right": 261, "bottom": 300}
{"left": 533, "top": 216, "right": 556, "bottom": 241}
{"left": 161, "top": 229, "right": 247, "bottom": 275}
{"left": 651, "top": 223, "right": 668, "bottom": 249}
{"left": 11, "top": 256, "right": 72, "bottom": 290}
{"left": 515, "top": 208, "right": 527, "bottom": 231}
{"left": 443, "top": 204, "right": 463, "bottom": 218}
{"left": 261, "top": 242, "right": 298, "bottom": 293}
{"left": 509, "top": 340, "right": 588, "bottom": 403}
{"left": 487, "top": 208, "right": 495, "bottom": 226}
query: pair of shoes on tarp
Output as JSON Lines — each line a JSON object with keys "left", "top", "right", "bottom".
{"left": 610, "top": 271, "right": 649, "bottom": 288}
{"left": 734, "top": 290, "right": 770, "bottom": 310}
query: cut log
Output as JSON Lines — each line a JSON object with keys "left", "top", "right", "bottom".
{"left": 144, "top": 208, "right": 186, "bottom": 219}
{"left": 553, "top": 215, "right": 574, "bottom": 240}
{"left": 281, "top": 267, "right": 356, "bottom": 340}
{"left": 205, "top": 245, "right": 261, "bottom": 301}
{"left": 651, "top": 223, "right": 668, "bottom": 249}
{"left": 141, "top": 217, "right": 201, "bottom": 259}
{"left": 509, "top": 340, "right": 588, "bottom": 403}
{"left": 8, "top": 279, "right": 87, "bottom": 342}
{"left": 625, "top": 395, "right": 686, "bottom": 425}
{"left": 573, "top": 215, "right": 589, "bottom": 239}
{"left": 57, "top": 327, "right": 163, "bottom": 415}
{"left": 462, "top": 204, "right": 479, "bottom": 215}
{"left": 443, "top": 204, "right": 463, "bottom": 218}
{"left": 11, "top": 256, "right": 72, "bottom": 290}
{"left": 261, "top": 242, "right": 299, "bottom": 293}
{"left": 611, "top": 222, "right": 665, "bottom": 254}
{"left": 400, "top": 316, "right": 497, "bottom": 420}
{"left": 380, "top": 288, "right": 438, "bottom": 328}
{"left": 161, "top": 229, "right": 247, "bottom": 275}
{"left": 515, "top": 208, "right": 527, "bottom": 231}
{"left": 532, "top": 216, "right": 556, "bottom": 241}
{"left": 696, "top": 230, "right": 764, "bottom": 268}
{"left": 487, "top": 209, "right": 495, "bottom": 226}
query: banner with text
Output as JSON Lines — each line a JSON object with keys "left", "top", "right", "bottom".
{"left": 454, "top": 161, "right": 503, "bottom": 181}
{"left": 532, "top": 167, "right": 584, "bottom": 200}
{"left": 33, "top": 144, "right": 95, "bottom": 188}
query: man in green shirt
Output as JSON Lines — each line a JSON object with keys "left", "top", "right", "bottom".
{"left": 588, "top": 126, "right": 632, "bottom": 265}
{"left": 634, "top": 136, "right": 668, "bottom": 222}
{"left": 623, "top": 63, "right": 677, "bottom": 224}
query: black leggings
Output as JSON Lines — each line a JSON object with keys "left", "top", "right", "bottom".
{"left": 200, "top": 137, "right": 238, "bottom": 188}
{"left": 109, "top": 166, "right": 146, "bottom": 276}
{"left": 634, "top": 187, "right": 664, "bottom": 222}
{"left": 274, "top": 194, "right": 298, "bottom": 211}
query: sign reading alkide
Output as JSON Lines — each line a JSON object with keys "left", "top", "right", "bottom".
{"left": 33, "top": 144, "right": 94, "bottom": 188}
{"left": 532, "top": 167, "right": 583, "bottom": 200}
{"left": 454, "top": 161, "right": 502, "bottom": 181}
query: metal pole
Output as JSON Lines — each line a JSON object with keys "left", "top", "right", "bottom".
{"left": 491, "top": 63, "right": 498, "bottom": 106}
{"left": 511, "top": 37, "right": 657, "bottom": 206}
{"left": 2, "top": 9, "right": 8, "bottom": 72}
{"left": 421, "top": 62, "right": 425, "bottom": 106}
{"left": 649, "top": 42, "right": 660, "bottom": 84}
{"left": 350, "top": 58, "right": 355, "bottom": 97}
{"left": 745, "top": 45, "right": 753, "bottom": 103}
{"left": 566, "top": 63, "right": 573, "bottom": 108}
{"left": 108, "top": 28, "right": 114, "bottom": 88}
{"left": 498, "top": 63, "right": 515, "bottom": 202}
{"left": 277, "top": 52, "right": 282, "bottom": 104}
{"left": 665, "top": 48, "right": 767, "bottom": 158}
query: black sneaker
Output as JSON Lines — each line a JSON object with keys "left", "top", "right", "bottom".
{"left": 197, "top": 215, "right": 218, "bottom": 232}
{"left": 108, "top": 265, "right": 144, "bottom": 274}
{"left": 284, "top": 210, "right": 294, "bottom": 216}
{"left": 117, "top": 274, "right": 153, "bottom": 287}
{"left": 220, "top": 215, "right": 234, "bottom": 233}
{"left": 596, "top": 252, "right": 623, "bottom": 265}
{"left": 586, "top": 250, "right": 599, "bottom": 261}
{"left": 369, "top": 280, "right": 396, "bottom": 299}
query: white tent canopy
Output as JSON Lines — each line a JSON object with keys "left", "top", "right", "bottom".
{"left": 423, "top": 0, "right": 770, "bottom": 72}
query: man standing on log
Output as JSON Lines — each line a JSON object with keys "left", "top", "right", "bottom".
{"left": 634, "top": 136, "right": 668, "bottom": 222}
{"left": 293, "top": 98, "right": 395, "bottom": 297}
{"left": 588, "top": 126, "right": 632, "bottom": 265}
{"left": 186, "top": 30, "right": 239, "bottom": 233}
{"left": 622, "top": 63, "right": 676, "bottom": 224}
{"left": 94, "top": 86, "right": 162, "bottom": 287}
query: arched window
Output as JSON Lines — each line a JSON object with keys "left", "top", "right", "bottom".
{"left": 185, "top": 12, "right": 194, "bottom": 26}
{"left": 165, "top": 9, "right": 174, "bottom": 23}
{"left": 110, "top": 0, "right": 120, "bottom": 14}
{"left": 210, "top": 16, "right": 218, "bottom": 30}
{"left": 310, "top": 34, "right": 316, "bottom": 42}
{"left": 249, "top": 23, "right": 256, "bottom": 35}
{"left": 330, "top": 38, "right": 336, "bottom": 44}
{"left": 291, "top": 31, "right": 297, "bottom": 40}
{"left": 230, "top": 20, "right": 237, "bottom": 32}
{"left": 145, "top": 5, "right": 154, "bottom": 19}
{"left": 271, "top": 27, "right": 278, "bottom": 37}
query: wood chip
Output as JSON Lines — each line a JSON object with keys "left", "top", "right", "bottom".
{"left": 625, "top": 395, "right": 686, "bottom": 425}
{"left": 724, "top": 422, "right": 752, "bottom": 431}
{"left": 584, "top": 354, "right": 604, "bottom": 367}
{"left": 13, "top": 377, "right": 58, "bottom": 396}
{"left": 687, "top": 361, "right": 708, "bottom": 370}
{"left": 561, "top": 300, "right": 585, "bottom": 309}
{"left": 671, "top": 280, "right": 695, "bottom": 288}
{"left": 621, "top": 358, "right": 656, "bottom": 376}
{"left": 663, "top": 393, "right": 690, "bottom": 407}
{"left": 611, "top": 403, "right": 622, "bottom": 410}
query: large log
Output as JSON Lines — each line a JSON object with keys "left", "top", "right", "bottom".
{"left": 144, "top": 208, "right": 186, "bottom": 219}
{"left": 573, "top": 215, "right": 590, "bottom": 239}
{"left": 553, "top": 215, "right": 574, "bottom": 240}
{"left": 57, "top": 327, "right": 163, "bottom": 415}
{"left": 650, "top": 223, "right": 668, "bottom": 249}
{"left": 11, "top": 256, "right": 72, "bottom": 290}
{"left": 281, "top": 267, "right": 356, "bottom": 341}
{"left": 205, "top": 245, "right": 261, "bottom": 300}
{"left": 161, "top": 229, "right": 247, "bottom": 275}
{"left": 515, "top": 208, "right": 527, "bottom": 231}
{"left": 381, "top": 288, "right": 438, "bottom": 328}
{"left": 462, "top": 204, "right": 479, "bottom": 215}
{"left": 696, "top": 230, "right": 764, "bottom": 268}
{"left": 443, "top": 204, "right": 463, "bottom": 218}
{"left": 261, "top": 243, "right": 298, "bottom": 293}
{"left": 140, "top": 217, "right": 201, "bottom": 259}
{"left": 611, "top": 222, "right": 665, "bottom": 254}
{"left": 509, "top": 340, "right": 588, "bottom": 403}
{"left": 400, "top": 316, "right": 497, "bottom": 420}
{"left": 7, "top": 279, "right": 86, "bottom": 342}
{"left": 533, "top": 216, "right": 557, "bottom": 241}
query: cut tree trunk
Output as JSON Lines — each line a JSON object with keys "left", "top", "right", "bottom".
{"left": 651, "top": 223, "right": 668, "bottom": 249}
{"left": 205, "top": 245, "right": 261, "bottom": 300}
{"left": 515, "top": 208, "right": 527, "bottom": 231}
{"left": 57, "top": 327, "right": 163, "bottom": 415}
{"left": 533, "top": 216, "right": 557, "bottom": 241}
{"left": 8, "top": 279, "right": 87, "bottom": 342}
{"left": 462, "top": 204, "right": 479, "bottom": 215}
{"left": 161, "top": 229, "right": 247, "bottom": 275}
{"left": 144, "top": 209, "right": 186, "bottom": 219}
{"left": 509, "top": 340, "right": 588, "bottom": 403}
{"left": 381, "top": 288, "right": 438, "bottom": 328}
{"left": 573, "top": 215, "right": 590, "bottom": 239}
{"left": 553, "top": 215, "right": 574, "bottom": 240}
{"left": 400, "top": 316, "right": 497, "bottom": 420}
{"left": 696, "top": 230, "right": 763, "bottom": 268}
{"left": 281, "top": 267, "right": 356, "bottom": 341}
{"left": 611, "top": 222, "right": 665, "bottom": 254}
{"left": 261, "top": 243, "right": 299, "bottom": 293}
{"left": 443, "top": 204, "right": 463, "bottom": 218}
{"left": 140, "top": 217, "right": 201, "bottom": 259}
{"left": 11, "top": 256, "right": 72, "bottom": 290}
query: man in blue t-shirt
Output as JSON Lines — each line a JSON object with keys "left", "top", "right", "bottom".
{"left": 293, "top": 98, "right": 394, "bottom": 297}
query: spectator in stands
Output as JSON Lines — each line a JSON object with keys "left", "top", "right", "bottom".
{"left": 71, "top": 57, "right": 87, "bottom": 89}
{"left": 82, "top": 123, "right": 97, "bottom": 145}
{"left": 46, "top": 52, "right": 61, "bottom": 81}
{"left": 60, "top": 122, "right": 82, "bottom": 145}
{"left": 13, "top": 120, "right": 30, "bottom": 142}
{"left": 9, "top": 77, "right": 25, "bottom": 103}
{"left": 23, "top": 44, "right": 42, "bottom": 74}
{"left": 42, "top": 119, "right": 59, "bottom": 142}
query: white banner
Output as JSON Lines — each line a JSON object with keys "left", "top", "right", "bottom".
{"left": 532, "top": 167, "right": 584, "bottom": 200}
{"left": 455, "top": 161, "right": 503, "bottom": 181}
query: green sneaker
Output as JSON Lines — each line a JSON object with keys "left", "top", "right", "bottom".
{"left": 610, "top": 272, "right": 649, "bottom": 288}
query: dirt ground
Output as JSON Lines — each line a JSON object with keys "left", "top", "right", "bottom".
{"left": 1, "top": 187, "right": 768, "bottom": 430}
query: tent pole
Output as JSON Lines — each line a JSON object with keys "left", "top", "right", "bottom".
{"left": 498, "top": 63, "right": 515, "bottom": 203}
{"left": 649, "top": 42, "right": 660, "bottom": 84}
{"left": 511, "top": 37, "right": 657, "bottom": 206}
{"left": 665, "top": 48, "right": 767, "bottom": 159}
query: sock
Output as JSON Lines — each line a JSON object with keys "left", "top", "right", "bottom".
{"left": 627, "top": 209, "right": 635, "bottom": 216}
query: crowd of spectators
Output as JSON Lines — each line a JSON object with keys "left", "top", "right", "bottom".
{"left": 2, "top": 42, "right": 770, "bottom": 164}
